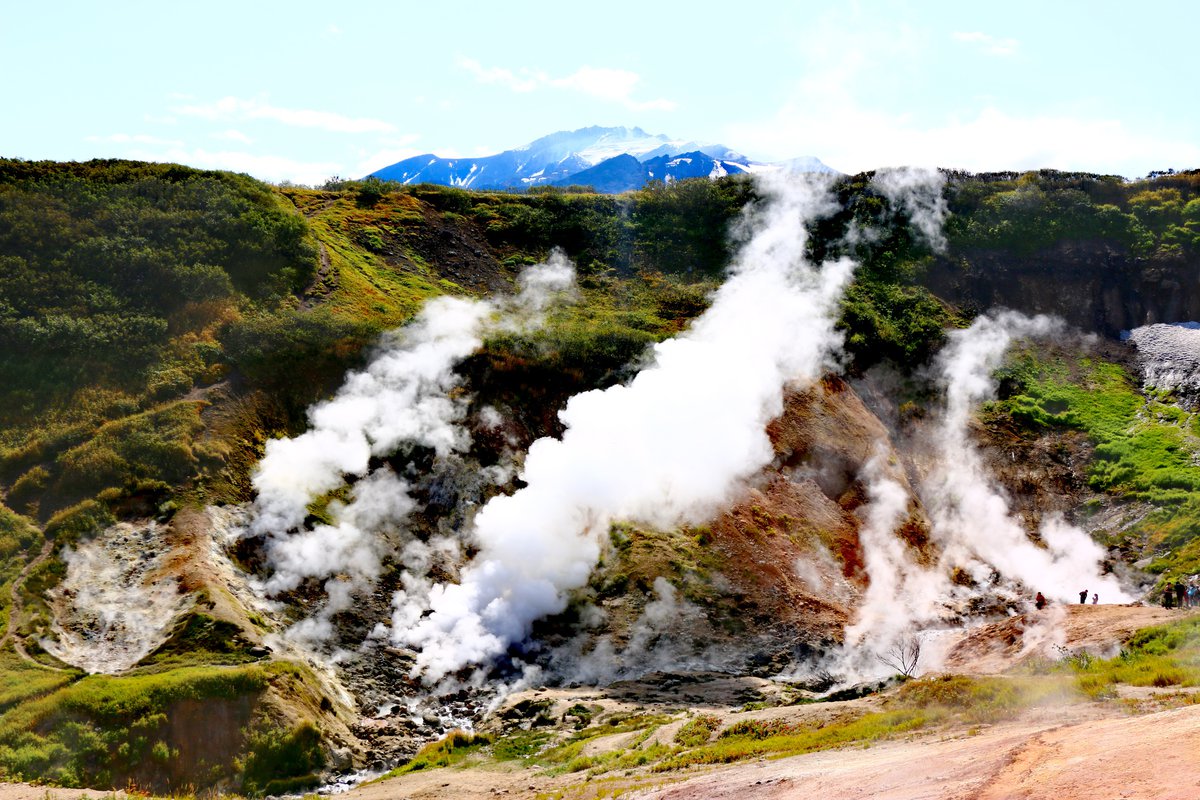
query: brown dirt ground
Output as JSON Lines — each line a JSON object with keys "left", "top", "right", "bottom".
{"left": 333, "top": 698, "right": 1200, "bottom": 800}
{"left": 0, "top": 591, "right": 1187, "bottom": 800}
{"left": 634, "top": 704, "right": 1200, "bottom": 800}
{"left": 334, "top": 605, "right": 1200, "bottom": 800}
{"left": 0, "top": 789, "right": 130, "bottom": 800}
{"left": 940, "top": 603, "right": 1182, "bottom": 674}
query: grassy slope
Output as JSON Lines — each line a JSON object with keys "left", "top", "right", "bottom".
{"left": 992, "top": 350, "right": 1200, "bottom": 586}
{"left": 0, "top": 168, "right": 410, "bottom": 793}
{"left": 0, "top": 160, "right": 315, "bottom": 530}
{"left": 282, "top": 189, "right": 455, "bottom": 324}
{"left": 0, "top": 659, "right": 332, "bottom": 792}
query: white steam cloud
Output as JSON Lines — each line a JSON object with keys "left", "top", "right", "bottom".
{"left": 925, "top": 310, "right": 1129, "bottom": 605}
{"left": 547, "top": 576, "right": 743, "bottom": 686}
{"left": 249, "top": 252, "right": 577, "bottom": 642}
{"left": 394, "top": 174, "right": 857, "bottom": 682}
{"left": 873, "top": 166, "right": 949, "bottom": 252}
{"left": 840, "top": 310, "right": 1131, "bottom": 677}
{"left": 841, "top": 454, "right": 947, "bottom": 673}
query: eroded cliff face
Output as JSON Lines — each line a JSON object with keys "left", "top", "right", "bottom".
{"left": 924, "top": 243, "right": 1200, "bottom": 336}
{"left": 550, "top": 375, "right": 933, "bottom": 678}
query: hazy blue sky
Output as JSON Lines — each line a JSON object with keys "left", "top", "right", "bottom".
{"left": 4, "top": 0, "right": 1197, "bottom": 183}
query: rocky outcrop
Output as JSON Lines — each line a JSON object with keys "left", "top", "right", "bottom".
{"left": 1128, "top": 322, "right": 1200, "bottom": 405}
{"left": 924, "top": 242, "right": 1200, "bottom": 336}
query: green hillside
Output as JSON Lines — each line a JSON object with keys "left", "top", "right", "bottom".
{"left": 1, "top": 158, "right": 1199, "bottom": 791}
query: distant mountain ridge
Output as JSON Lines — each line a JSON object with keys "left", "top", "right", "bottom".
{"left": 368, "top": 125, "right": 835, "bottom": 192}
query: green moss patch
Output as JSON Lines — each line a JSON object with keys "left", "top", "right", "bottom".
{"left": 992, "top": 350, "right": 1200, "bottom": 583}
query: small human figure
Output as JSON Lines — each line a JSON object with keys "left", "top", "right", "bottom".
{"left": 1079, "top": 589, "right": 1088, "bottom": 604}
{"left": 1035, "top": 591, "right": 1047, "bottom": 610}
{"left": 1175, "top": 581, "right": 1187, "bottom": 609}
{"left": 1092, "top": 593, "right": 1098, "bottom": 605}
{"left": 1189, "top": 584, "right": 1198, "bottom": 608}
{"left": 1165, "top": 587, "right": 1174, "bottom": 608}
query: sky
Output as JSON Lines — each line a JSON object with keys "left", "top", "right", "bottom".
{"left": 3, "top": 0, "right": 1197, "bottom": 184}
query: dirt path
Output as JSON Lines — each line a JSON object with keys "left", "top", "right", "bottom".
{"left": 347, "top": 605, "right": 1198, "bottom": 800}
{"left": 634, "top": 704, "right": 1200, "bottom": 800}
{"left": 299, "top": 241, "right": 336, "bottom": 308}
{"left": 0, "top": 786, "right": 128, "bottom": 800}
{"left": 340, "top": 700, "right": 1200, "bottom": 800}
{"left": 0, "top": 538, "right": 70, "bottom": 671}
{"left": 3, "top": 699, "right": 1190, "bottom": 800}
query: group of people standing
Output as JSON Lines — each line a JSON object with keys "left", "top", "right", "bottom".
{"left": 1032, "top": 580, "right": 1200, "bottom": 610}
{"left": 1033, "top": 590, "right": 1096, "bottom": 610}
{"left": 1162, "top": 579, "right": 1199, "bottom": 608}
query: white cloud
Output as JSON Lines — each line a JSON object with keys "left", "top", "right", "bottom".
{"left": 457, "top": 56, "right": 676, "bottom": 112}
{"left": 353, "top": 134, "right": 425, "bottom": 176}
{"left": 174, "top": 96, "right": 395, "bottom": 134}
{"left": 953, "top": 31, "right": 1020, "bottom": 57}
{"left": 727, "top": 101, "right": 1200, "bottom": 177}
{"left": 129, "top": 146, "right": 342, "bottom": 186}
{"left": 457, "top": 57, "right": 543, "bottom": 93}
{"left": 552, "top": 66, "right": 677, "bottom": 112}
{"left": 85, "top": 133, "right": 183, "bottom": 147}
{"left": 212, "top": 129, "right": 253, "bottom": 144}
{"left": 723, "top": 10, "right": 1199, "bottom": 177}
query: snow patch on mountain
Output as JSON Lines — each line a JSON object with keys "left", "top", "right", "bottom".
{"left": 368, "top": 125, "right": 835, "bottom": 192}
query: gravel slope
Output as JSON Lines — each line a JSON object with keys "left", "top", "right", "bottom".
{"left": 1128, "top": 322, "right": 1200, "bottom": 402}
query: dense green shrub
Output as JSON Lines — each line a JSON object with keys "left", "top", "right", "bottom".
{"left": 0, "top": 159, "right": 316, "bottom": 415}
{"left": 42, "top": 499, "right": 115, "bottom": 543}
{"left": 221, "top": 308, "right": 378, "bottom": 406}
{"left": 0, "top": 504, "right": 40, "bottom": 560}
{"left": 674, "top": 713, "right": 721, "bottom": 746}
{"left": 0, "top": 663, "right": 278, "bottom": 789}
{"left": 240, "top": 721, "right": 325, "bottom": 796}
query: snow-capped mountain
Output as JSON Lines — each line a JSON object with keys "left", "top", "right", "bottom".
{"left": 368, "top": 126, "right": 834, "bottom": 192}
{"left": 554, "top": 150, "right": 761, "bottom": 192}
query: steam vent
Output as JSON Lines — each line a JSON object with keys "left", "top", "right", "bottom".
{"left": 3, "top": 121, "right": 1200, "bottom": 796}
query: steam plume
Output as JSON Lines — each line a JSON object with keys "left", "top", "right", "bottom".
{"left": 395, "top": 174, "right": 856, "bottom": 681}
{"left": 873, "top": 166, "right": 948, "bottom": 252}
{"left": 547, "top": 577, "right": 728, "bottom": 686}
{"left": 925, "top": 310, "right": 1129, "bottom": 604}
{"left": 841, "top": 453, "right": 947, "bottom": 671}
{"left": 249, "top": 252, "right": 576, "bottom": 641}
{"left": 840, "top": 310, "right": 1130, "bottom": 677}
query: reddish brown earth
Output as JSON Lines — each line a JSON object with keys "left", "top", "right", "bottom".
{"left": 7, "top": 688, "right": 1193, "bottom": 800}
{"left": 942, "top": 603, "right": 1182, "bottom": 674}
